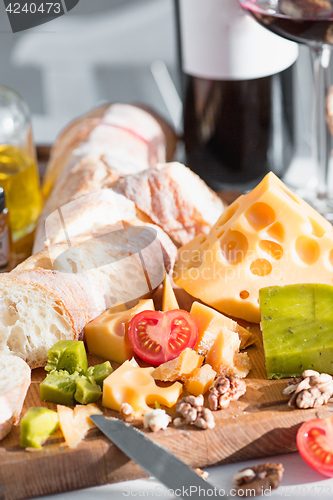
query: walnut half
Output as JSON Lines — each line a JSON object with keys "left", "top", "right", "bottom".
{"left": 208, "top": 375, "right": 246, "bottom": 411}
{"left": 285, "top": 370, "right": 333, "bottom": 409}
{"left": 232, "top": 463, "right": 284, "bottom": 497}
{"left": 175, "top": 395, "right": 215, "bottom": 430}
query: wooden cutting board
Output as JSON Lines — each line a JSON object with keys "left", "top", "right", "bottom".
{"left": 1, "top": 147, "right": 330, "bottom": 499}
{"left": 0, "top": 285, "right": 331, "bottom": 500}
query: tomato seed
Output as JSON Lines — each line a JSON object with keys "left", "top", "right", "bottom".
{"left": 310, "top": 429, "right": 320, "bottom": 437}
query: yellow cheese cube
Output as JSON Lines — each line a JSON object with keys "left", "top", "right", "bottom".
{"left": 174, "top": 172, "right": 333, "bottom": 322}
{"left": 162, "top": 274, "right": 179, "bottom": 311}
{"left": 102, "top": 359, "right": 183, "bottom": 416}
{"left": 205, "top": 328, "right": 250, "bottom": 378}
{"left": 152, "top": 348, "right": 204, "bottom": 382}
{"left": 185, "top": 364, "right": 216, "bottom": 396}
{"left": 57, "top": 403, "right": 102, "bottom": 449}
{"left": 84, "top": 299, "right": 154, "bottom": 364}
{"left": 190, "top": 302, "right": 252, "bottom": 354}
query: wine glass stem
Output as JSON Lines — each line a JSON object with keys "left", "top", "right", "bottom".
{"left": 311, "top": 46, "right": 332, "bottom": 200}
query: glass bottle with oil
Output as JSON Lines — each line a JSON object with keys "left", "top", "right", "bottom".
{"left": 0, "top": 87, "right": 42, "bottom": 245}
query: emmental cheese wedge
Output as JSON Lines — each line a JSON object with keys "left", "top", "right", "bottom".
{"left": 174, "top": 172, "right": 333, "bottom": 323}
{"left": 102, "top": 359, "right": 183, "bottom": 417}
{"left": 84, "top": 299, "right": 154, "bottom": 364}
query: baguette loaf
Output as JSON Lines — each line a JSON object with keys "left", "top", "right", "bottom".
{"left": 0, "top": 354, "right": 31, "bottom": 441}
{"left": 42, "top": 103, "right": 176, "bottom": 198}
{"left": 3, "top": 219, "right": 176, "bottom": 367}
{"left": 109, "top": 162, "right": 224, "bottom": 246}
{"left": 35, "top": 104, "right": 176, "bottom": 254}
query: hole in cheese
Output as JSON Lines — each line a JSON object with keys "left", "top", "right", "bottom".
{"left": 250, "top": 259, "right": 272, "bottom": 276}
{"left": 239, "top": 290, "right": 250, "bottom": 299}
{"left": 245, "top": 202, "right": 276, "bottom": 231}
{"left": 220, "top": 230, "right": 248, "bottom": 264}
{"left": 295, "top": 236, "right": 320, "bottom": 265}
{"left": 217, "top": 230, "right": 225, "bottom": 239}
{"left": 267, "top": 222, "right": 285, "bottom": 243}
{"left": 309, "top": 217, "right": 326, "bottom": 238}
{"left": 217, "top": 203, "right": 240, "bottom": 227}
{"left": 259, "top": 240, "right": 283, "bottom": 260}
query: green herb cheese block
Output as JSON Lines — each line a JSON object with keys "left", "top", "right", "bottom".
{"left": 259, "top": 284, "right": 333, "bottom": 379}
{"left": 45, "top": 340, "right": 88, "bottom": 375}
{"left": 40, "top": 370, "right": 77, "bottom": 406}
{"left": 20, "top": 408, "right": 59, "bottom": 449}
{"left": 74, "top": 377, "right": 102, "bottom": 405}
{"left": 87, "top": 361, "right": 113, "bottom": 387}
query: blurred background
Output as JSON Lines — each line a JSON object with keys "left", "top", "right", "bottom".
{"left": 0, "top": 0, "right": 180, "bottom": 144}
{"left": 0, "top": 0, "right": 314, "bottom": 187}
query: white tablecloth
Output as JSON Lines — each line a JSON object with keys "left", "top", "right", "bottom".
{"left": 32, "top": 451, "right": 333, "bottom": 500}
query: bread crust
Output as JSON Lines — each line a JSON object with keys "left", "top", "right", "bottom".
{"left": 110, "top": 162, "right": 224, "bottom": 246}
{"left": 42, "top": 104, "right": 176, "bottom": 198}
{"left": 0, "top": 355, "right": 31, "bottom": 441}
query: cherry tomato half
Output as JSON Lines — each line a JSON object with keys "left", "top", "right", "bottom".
{"left": 128, "top": 309, "right": 198, "bottom": 366}
{"left": 297, "top": 417, "right": 333, "bottom": 477}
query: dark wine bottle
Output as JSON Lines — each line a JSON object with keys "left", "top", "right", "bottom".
{"left": 176, "top": 0, "right": 299, "bottom": 190}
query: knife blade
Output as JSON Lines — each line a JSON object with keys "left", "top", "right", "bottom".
{"left": 90, "top": 415, "right": 224, "bottom": 498}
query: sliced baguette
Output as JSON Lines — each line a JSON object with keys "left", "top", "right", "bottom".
{"left": 0, "top": 268, "right": 107, "bottom": 368}
{"left": 0, "top": 354, "right": 31, "bottom": 441}
{"left": 42, "top": 103, "right": 174, "bottom": 198}
{"left": 33, "top": 189, "right": 138, "bottom": 253}
{"left": 3, "top": 220, "right": 176, "bottom": 368}
{"left": 36, "top": 104, "right": 176, "bottom": 254}
{"left": 109, "top": 162, "right": 224, "bottom": 246}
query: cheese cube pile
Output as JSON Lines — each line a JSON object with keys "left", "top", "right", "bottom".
{"left": 174, "top": 172, "right": 333, "bottom": 323}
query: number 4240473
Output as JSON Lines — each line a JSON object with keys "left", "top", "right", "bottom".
{"left": 5, "top": 3, "right": 61, "bottom": 14}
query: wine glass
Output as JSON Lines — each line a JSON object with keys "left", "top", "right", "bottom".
{"left": 238, "top": 0, "right": 333, "bottom": 219}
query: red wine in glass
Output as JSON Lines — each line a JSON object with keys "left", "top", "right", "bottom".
{"left": 239, "top": 0, "right": 333, "bottom": 217}
{"left": 240, "top": 0, "right": 333, "bottom": 46}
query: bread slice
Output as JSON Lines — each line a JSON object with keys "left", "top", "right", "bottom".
{"left": 4, "top": 220, "right": 177, "bottom": 368}
{"left": 0, "top": 268, "right": 107, "bottom": 368}
{"left": 0, "top": 354, "right": 31, "bottom": 441}
{"left": 33, "top": 189, "right": 138, "bottom": 253}
{"left": 109, "top": 162, "right": 224, "bottom": 246}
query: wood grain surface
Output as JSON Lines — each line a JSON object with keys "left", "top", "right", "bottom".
{"left": 1, "top": 286, "right": 332, "bottom": 500}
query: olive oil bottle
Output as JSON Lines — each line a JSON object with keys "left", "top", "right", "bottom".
{"left": 0, "top": 87, "right": 42, "bottom": 245}
{"left": 0, "top": 145, "right": 41, "bottom": 242}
